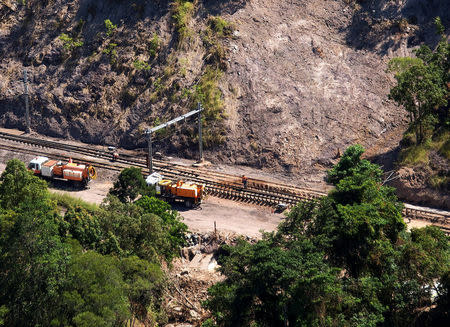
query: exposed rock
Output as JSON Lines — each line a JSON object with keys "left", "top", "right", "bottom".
{"left": 391, "top": 166, "right": 450, "bottom": 210}
{"left": 0, "top": 0, "right": 448, "bottom": 207}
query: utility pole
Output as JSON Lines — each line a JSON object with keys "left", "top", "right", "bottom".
{"left": 145, "top": 107, "right": 204, "bottom": 174}
{"left": 197, "top": 102, "right": 203, "bottom": 163}
{"left": 23, "top": 69, "right": 31, "bottom": 133}
{"left": 146, "top": 129, "right": 153, "bottom": 173}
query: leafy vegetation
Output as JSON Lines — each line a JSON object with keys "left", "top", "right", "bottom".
{"left": 398, "top": 143, "right": 429, "bottom": 165}
{"left": 208, "top": 16, "right": 233, "bottom": 38}
{"left": 104, "top": 19, "right": 117, "bottom": 37}
{"left": 204, "top": 145, "right": 450, "bottom": 326}
{"left": 133, "top": 59, "right": 151, "bottom": 71}
{"left": 388, "top": 17, "right": 449, "bottom": 145}
{"left": 194, "top": 67, "right": 226, "bottom": 145}
{"left": 171, "top": 0, "right": 195, "bottom": 48}
{"left": 388, "top": 17, "right": 449, "bottom": 191}
{"left": 0, "top": 159, "right": 187, "bottom": 326}
{"left": 50, "top": 192, "right": 99, "bottom": 212}
{"left": 149, "top": 33, "right": 160, "bottom": 59}
{"left": 109, "top": 166, "right": 149, "bottom": 203}
{"left": 103, "top": 42, "right": 118, "bottom": 64}
{"left": 59, "top": 33, "right": 83, "bottom": 51}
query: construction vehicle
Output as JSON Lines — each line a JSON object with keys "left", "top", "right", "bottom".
{"left": 146, "top": 172, "right": 205, "bottom": 207}
{"left": 28, "top": 156, "right": 97, "bottom": 187}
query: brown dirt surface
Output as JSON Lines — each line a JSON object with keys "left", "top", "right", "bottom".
{"left": 177, "top": 196, "right": 283, "bottom": 237}
{"left": 1, "top": 0, "right": 449, "bottom": 207}
{"left": 392, "top": 165, "right": 450, "bottom": 210}
{"left": 1, "top": 0, "right": 448, "bottom": 170}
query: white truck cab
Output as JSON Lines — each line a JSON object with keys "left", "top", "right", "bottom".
{"left": 28, "top": 157, "right": 49, "bottom": 172}
{"left": 146, "top": 172, "right": 164, "bottom": 195}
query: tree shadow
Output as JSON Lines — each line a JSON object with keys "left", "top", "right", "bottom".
{"left": 202, "top": 0, "right": 248, "bottom": 16}
{"left": 344, "top": 0, "right": 450, "bottom": 55}
{"left": 366, "top": 145, "right": 401, "bottom": 173}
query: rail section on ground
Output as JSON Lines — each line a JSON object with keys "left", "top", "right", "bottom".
{"left": 0, "top": 131, "right": 448, "bottom": 233}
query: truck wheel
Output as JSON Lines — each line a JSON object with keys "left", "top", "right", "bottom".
{"left": 184, "top": 200, "right": 193, "bottom": 208}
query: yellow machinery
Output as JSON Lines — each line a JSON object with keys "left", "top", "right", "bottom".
{"left": 147, "top": 173, "right": 204, "bottom": 207}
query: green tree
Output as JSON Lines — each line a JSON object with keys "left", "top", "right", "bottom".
{"left": 327, "top": 144, "right": 382, "bottom": 185}
{"left": 119, "top": 256, "right": 166, "bottom": 324}
{"left": 59, "top": 243, "right": 130, "bottom": 327}
{"left": 388, "top": 17, "right": 449, "bottom": 143}
{"left": 97, "top": 195, "right": 178, "bottom": 262}
{"left": 136, "top": 196, "right": 188, "bottom": 254}
{"left": 0, "top": 160, "right": 69, "bottom": 326}
{"left": 109, "top": 167, "right": 147, "bottom": 203}
{"left": 204, "top": 145, "right": 449, "bottom": 327}
{"left": 0, "top": 159, "right": 50, "bottom": 210}
{"left": 59, "top": 205, "right": 102, "bottom": 250}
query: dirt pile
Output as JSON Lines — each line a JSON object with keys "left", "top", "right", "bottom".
{"left": 165, "top": 231, "right": 256, "bottom": 326}
{"left": 391, "top": 156, "right": 450, "bottom": 210}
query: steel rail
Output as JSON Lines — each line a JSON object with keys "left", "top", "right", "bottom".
{"left": 0, "top": 132, "right": 448, "bottom": 232}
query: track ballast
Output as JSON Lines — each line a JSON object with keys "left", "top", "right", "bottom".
{"left": 0, "top": 131, "right": 448, "bottom": 233}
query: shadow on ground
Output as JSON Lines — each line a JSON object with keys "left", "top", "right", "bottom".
{"left": 344, "top": 0, "right": 450, "bottom": 55}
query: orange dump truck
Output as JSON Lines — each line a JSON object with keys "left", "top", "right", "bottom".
{"left": 146, "top": 173, "right": 205, "bottom": 207}
{"left": 28, "top": 156, "right": 97, "bottom": 187}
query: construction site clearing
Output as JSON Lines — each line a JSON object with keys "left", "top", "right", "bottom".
{"left": 0, "top": 129, "right": 446, "bottom": 326}
{"left": 0, "top": 126, "right": 443, "bottom": 238}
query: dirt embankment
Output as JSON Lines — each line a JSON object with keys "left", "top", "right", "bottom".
{"left": 1, "top": 0, "right": 448, "bottom": 205}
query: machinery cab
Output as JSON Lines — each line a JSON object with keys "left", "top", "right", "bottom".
{"left": 28, "top": 156, "right": 49, "bottom": 174}
{"left": 146, "top": 172, "right": 164, "bottom": 194}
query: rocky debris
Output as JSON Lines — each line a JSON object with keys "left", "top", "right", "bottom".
{"left": 392, "top": 166, "right": 450, "bottom": 210}
{"left": 166, "top": 231, "right": 257, "bottom": 325}
{"left": 183, "top": 231, "right": 257, "bottom": 248}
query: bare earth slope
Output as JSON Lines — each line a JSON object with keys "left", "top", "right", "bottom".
{"left": 0, "top": 0, "right": 448, "bottom": 175}
{"left": 220, "top": 0, "right": 406, "bottom": 172}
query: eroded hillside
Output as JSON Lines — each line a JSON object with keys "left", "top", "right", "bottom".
{"left": 0, "top": 0, "right": 448, "bottom": 174}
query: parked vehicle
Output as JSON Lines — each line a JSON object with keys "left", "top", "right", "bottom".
{"left": 28, "top": 156, "right": 97, "bottom": 187}
{"left": 146, "top": 172, "right": 204, "bottom": 207}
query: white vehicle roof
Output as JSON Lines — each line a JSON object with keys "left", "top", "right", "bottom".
{"left": 146, "top": 172, "right": 163, "bottom": 186}
{"left": 30, "top": 157, "right": 49, "bottom": 165}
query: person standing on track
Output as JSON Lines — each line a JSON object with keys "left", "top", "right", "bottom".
{"left": 242, "top": 175, "right": 248, "bottom": 189}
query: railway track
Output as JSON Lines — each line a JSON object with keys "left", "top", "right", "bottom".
{"left": 0, "top": 131, "right": 449, "bottom": 232}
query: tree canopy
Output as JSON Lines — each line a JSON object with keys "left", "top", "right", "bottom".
{"left": 388, "top": 17, "right": 449, "bottom": 144}
{"left": 0, "top": 159, "right": 186, "bottom": 326}
{"left": 109, "top": 167, "right": 148, "bottom": 203}
{"left": 204, "top": 145, "right": 449, "bottom": 327}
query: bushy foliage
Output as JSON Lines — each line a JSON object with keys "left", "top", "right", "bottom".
{"left": 204, "top": 145, "right": 449, "bottom": 326}
{"left": 208, "top": 16, "right": 233, "bottom": 38}
{"left": 60, "top": 244, "right": 130, "bottom": 327}
{"left": 0, "top": 160, "right": 69, "bottom": 326}
{"left": 149, "top": 33, "right": 160, "bottom": 59}
{"left": 0, "top": 159, "right": 183, "bottom": 326}
{"left": 194, "top": 67, "right": 226, "bottom": 145}
{"left": 133, "top": 59, "right": 151, "bottom": 71}
{"left": 104, "top": 19, "right": 117, "bottom": 37}
{"left": 388, "top": 17, "right": 449, "bottom": 144}
{"left": 109, "top": 167, "right": 147, "bottom": 203}
{"left": 59, "top": 33, "right": 83, "bottom": 51}
{"left": 136, "top": 195, "right": 188, "bottom": 255}
{"left": 327, "top": 144, "right": 382, "bottom": 185}
{"left": 171, "top": 0, "right": 195, "bottom": 47}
